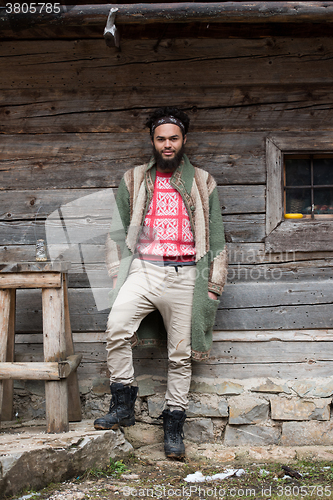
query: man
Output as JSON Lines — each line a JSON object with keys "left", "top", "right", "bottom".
{"left": 94, "top": 107, "right": 227, "bottom": 459}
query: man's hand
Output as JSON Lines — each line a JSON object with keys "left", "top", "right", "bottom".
{"left": 112, "top": 277, "right": 118, "bottom": 289}
{"left": 208, "top": 291, "right": 218, "bottom": 300}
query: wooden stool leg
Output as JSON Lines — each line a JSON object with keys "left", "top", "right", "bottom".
{"left": 42, "top": 285, "right": 69, "bottom": 433}
{"left": 0, "top": 289, "right": 14, "bottom": 424}
{"left": 2, "top": 289, "right": 16, "bottom": 421}
{"left": 63, "top": 274, "right": 82, "bottom": 422}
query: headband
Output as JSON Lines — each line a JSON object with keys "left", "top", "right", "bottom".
{"left": 151, "top": 116, "right": 185, "bottom": 135}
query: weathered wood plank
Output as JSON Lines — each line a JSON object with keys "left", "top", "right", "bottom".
{"left": 0, "top": 189, "right": 116, "bottom": 221}
{"left": 74, "top": 358, "right": 333, "bottom": 380}
{"left": 0, "top": 289, "right": 13, "bottom": 423}
{"left": 227, "top": 263, "right": 333, "bottom": 283}
{"left": 0, "top": 213, "right": 265, "bottom": 245}
{"left": 209, "top": 341, "right": 333, "bottom": 364}
{"left": 223, "top": 215, "right": 265, "bottom": 243}
{"left": 1, "top": 243, "right": 333, "bottom": 267}
{"left": 266, "top": 138, "right": 282, "bottom": 235}
{"left": 1, "top": 289, "right": 15, "bottom": 421}
{"left": 0, "top": 362, "right": 60, "bottom": 380}
{"left": 0, "top": 133, "right": 265, "bottom": 188}
{"left": 15, "top": 328, "right": 333, "bottom": 346}
{"left": 216, "top": 303, "right": 333, "bottom": 331}
{"left": 0, "top": 273, "right": 61, "bottom": 289}
{"left": 3, "top": 2, "right": 333, "bottom": 30}
{"left": 266, "top": 221, "right": 333, "bottom": 252}
{"left": 3, "top": 85, "right": 333, "bottom": 133}
{"left": 3, "top": 22, "right": 333, "bottom": 42}
{"left": 220, "top": 281, "right": 333, "bottom": 309}
{"left": 67, "top": 340, "right": 333, "bottom": 365}
{"left": 63, "top": 273, "right": 82, "bottom": 422}
{"left": 0, "top": 185, "right": 265, "bottom": 221}
{"left": 193, "top": 360, "right": 333, "bottom": 379}
{"left": 15, "top": 345, "right": 333, "bottom": 381}
{"left": 2, "top": 38, "right": 333, "bottom": 90}
{"left": 213, "top": 329, "right": 333, "bottom": 342}
{"left": 42, "top": 284, "right": 68, "bottom": 432}
{"left": 13, "top": 277, "right": 333, "bottom": 333}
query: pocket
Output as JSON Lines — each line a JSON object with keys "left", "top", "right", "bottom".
{"left": 128, "top": 258, "right": 140, "bottom": 274}
{"left": 205, "top": 294, "right": 219, "bottom": 320}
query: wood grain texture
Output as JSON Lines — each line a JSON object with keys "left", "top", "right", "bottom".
{"left": 0, "top": 362, "right": 60, "bottom": 380}
{"left": 0, "top": 273, "right": 61, "bottom": 288}
{"left": 42, "top": 282, "right": 68, "bottom": 432}
{"left": 2, "top": 38, "right": 333, "bottom": 91}
{"left": 3, "top": 2, "right": 333, "bottom": 30}
{"left": 3, "top": 84, "right": 333, "bottom": 133}
{"left": 1, "top": 243, "right": 332, "bottom": 267}
{"left": 0, "top": 133, "right": 264, "bottom": 188}
{"left": 15, "top": 328, "right": 333, "bottom": 346}
{"left": 13, "top": 273, "right": 333, "bottom": 333}
{"left": 63, "top": 273, "right": 82, "bottom": 421}
{"left": 0, "top": 185, "right": 265, "bottom": 220}
{"left": 0, "top": 289, "right": 14, "bottom": 422}
{"left": 1, "top": 289, "right": 15, "bottom": 421}
{"left": 266, "top": 221, "right": 333, "bottom": 252}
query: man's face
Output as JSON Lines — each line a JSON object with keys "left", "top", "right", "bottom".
{"left": 152, "top": 123, "right": 186, "bottom": 172}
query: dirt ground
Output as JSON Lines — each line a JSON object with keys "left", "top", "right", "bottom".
{"left": 13, "top": 453, "right": 333, "bottom": 500}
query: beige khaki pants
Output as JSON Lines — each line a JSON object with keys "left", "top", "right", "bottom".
{"left": 106, "top": 258, "right": 196, "bottom": 409}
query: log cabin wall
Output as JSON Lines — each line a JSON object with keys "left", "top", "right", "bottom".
{"left": 1, "top": 8, "right": 333, "bottom": 444}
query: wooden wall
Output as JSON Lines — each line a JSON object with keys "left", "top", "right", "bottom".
{"left": 1, "top": 34, "right": 333, "bottom": 387}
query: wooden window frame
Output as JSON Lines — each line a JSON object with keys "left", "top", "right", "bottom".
{"left": 265, "top": 134, "right": 333, "bottom": 252}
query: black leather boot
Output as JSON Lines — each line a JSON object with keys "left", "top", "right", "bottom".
{"left": 94, "top": 382, "right": 138, "bottom": 430}
{"left": 162, "top": 408, "right": 186, "bottom": 459}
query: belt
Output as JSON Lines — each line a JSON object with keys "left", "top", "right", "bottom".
{"left": 140, "top": 259, "right": 196, "bottom": 268}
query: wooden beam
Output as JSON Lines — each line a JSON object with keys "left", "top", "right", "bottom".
{"left": 1, "top": 289, "right": 15, "bottom": 421}
{"left": 0, "top": 273, "right": 61, "bottom": 289}
{"left": 58, "top": 354, "right": 82, "bottom": 379}
{"left": 2, "top": 2, "right": 333, "bottom": 28}
{"left": 0, "top": 362, "right": 60, "bottom": 380}
{"left": 0, "top": 355, "right": 82, "bottom": 380}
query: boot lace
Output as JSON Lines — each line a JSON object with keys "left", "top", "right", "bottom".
{"left": 168, "top": 418, "right": 184, "bottom": 442}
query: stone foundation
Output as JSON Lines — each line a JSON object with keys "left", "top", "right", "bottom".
{"left": 10, "top": 376, "right": 333, "bottom": 447}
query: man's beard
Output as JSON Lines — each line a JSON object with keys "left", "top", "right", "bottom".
{"left": 153, "top": 144, "right": 185, "bottom": 172}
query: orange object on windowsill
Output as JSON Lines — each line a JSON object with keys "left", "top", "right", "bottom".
{"left": 284, "top": 213, "right": 303, "bottom": 219}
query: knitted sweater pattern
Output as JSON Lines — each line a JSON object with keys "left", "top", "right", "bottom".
{"left": 136, "top": 171, "right": 195, "bottom": 259}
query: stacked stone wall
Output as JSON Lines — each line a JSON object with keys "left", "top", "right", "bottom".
{"left": 12, "top": 376, "right": 333, "bottom": 447}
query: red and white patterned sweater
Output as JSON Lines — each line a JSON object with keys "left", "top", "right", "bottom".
{"left": 136, "top": 171, "right": 196, "bottom": 261}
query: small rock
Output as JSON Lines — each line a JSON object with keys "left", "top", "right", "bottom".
{"left": 248, "top": 446, "right": 296, "bottom": 462}
{"left": 224, "top": 425, "right": 280, "bottom": 446}
{"left": 215, "top": 381, "right": 244, "bottom": 396}
{"left": 291, "top": 380, "right": 316, "bottom": 397}
{"left": 228, "top": 395, "right": 269, "bottom": 424}
{"left": 184, "top": 419, "right": 214, "bottom": 443}
{"left": 282, "top": 421, "right": 333, "bottom": 446}
{"left": 123, "top": 422, "right": 163, "bottom": 449}
{"left": 271, "top": 396, "right": 331, "bottom": 421}
{"left": 121, "top": 474, "right": 140, "bottom": 480}
{"left": 313, "top": 380, "right": 333, "bottom": 398}
{"left": 251, "top": 379, "right": 288, "bottom": 394}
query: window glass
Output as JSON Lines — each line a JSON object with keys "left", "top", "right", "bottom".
{"left": 285, "top": 188, "right": 311, "bottom": 214}
{"left": 284, "top": 155, "right": 333, "bottom": 218}
{"left": 285, "top": 158, "right": 311, "bottom": 186}
{"left": 314, "top": 188, "right": 333, "bottom": 213}
{"left": 313, "top": 158, "right": 333, "bottom": 185}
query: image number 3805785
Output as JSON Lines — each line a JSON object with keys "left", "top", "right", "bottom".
{"left": 5, "top": 3, "right": 61, "bottom": 14}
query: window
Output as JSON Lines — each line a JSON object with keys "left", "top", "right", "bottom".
{"left": 265, "top": 135, "right": 333, "bottom": 252}
{"left": 284, "top": 155, "right": 333, "bottom": 219}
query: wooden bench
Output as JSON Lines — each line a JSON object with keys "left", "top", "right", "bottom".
{"left": 0, "top": 262, "right": 82, "bottom": 433}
